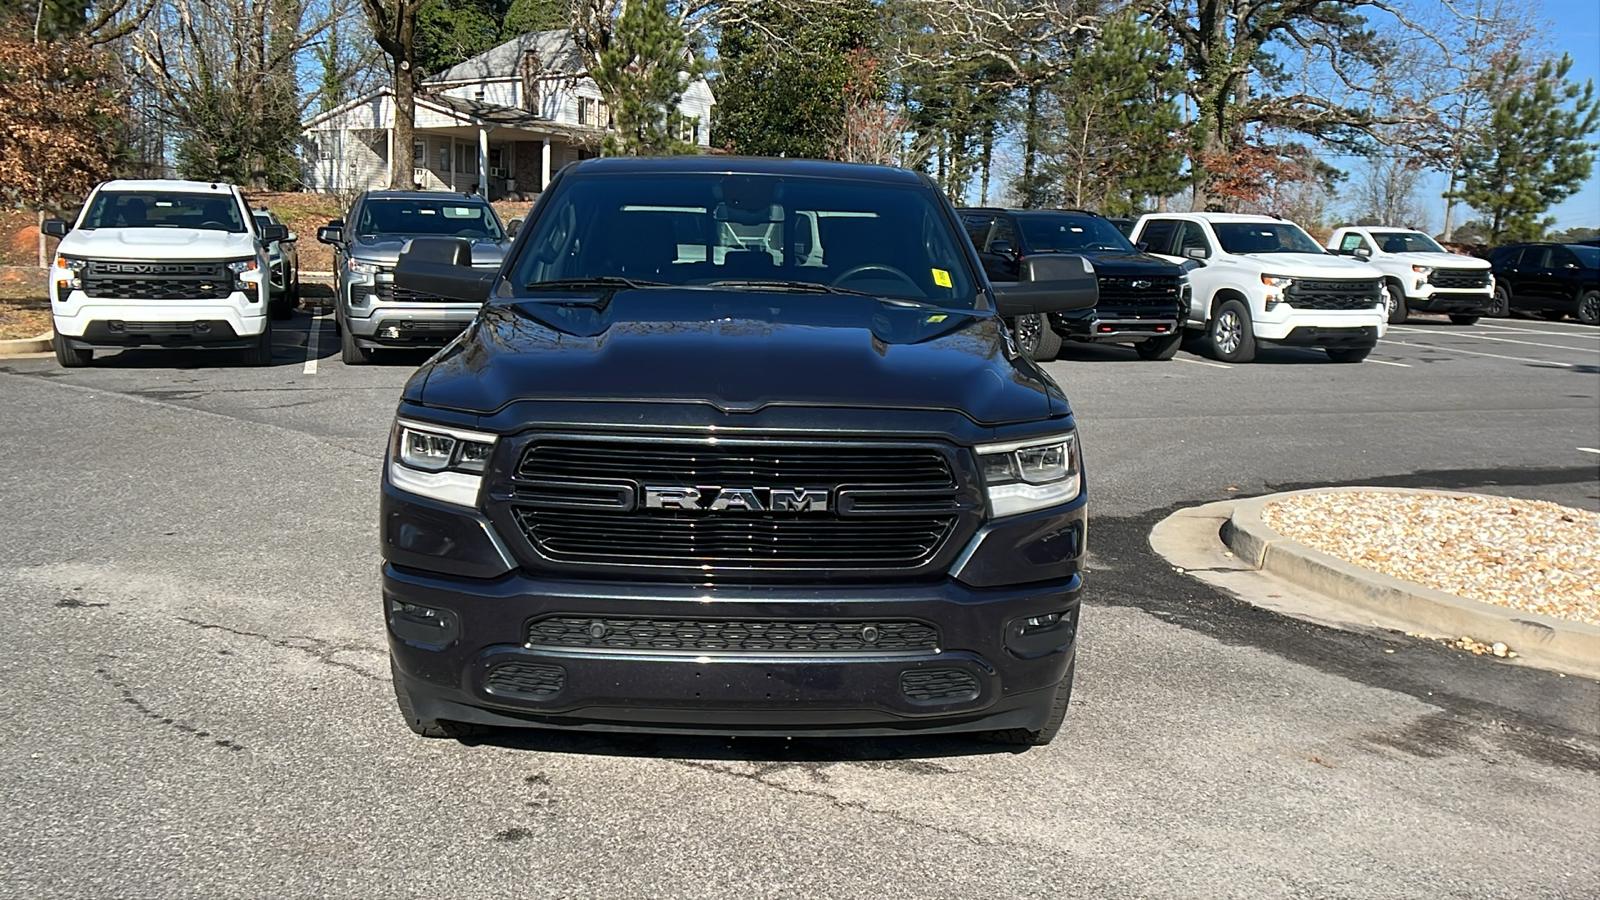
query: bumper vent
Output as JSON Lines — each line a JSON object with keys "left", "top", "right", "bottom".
{"left": 484, "top": 662, "right": 566, "bottom": 698}
{"left": 527, "top": 616, "right": 940, "bottom": 653}
{"left": 900, "top": 668, "right": 980, "bottom": 703}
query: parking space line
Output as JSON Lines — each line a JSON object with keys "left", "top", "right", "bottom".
{"left": 1580, "top": 447, "right": 1600, "bottom": 455}
{"left": 1177, "top": 357, "right": 1231, "bottom": 369}
{"left": 303, "top": 312, "right": 324, "bottom": 375}
{"left": 1378, "top": 338, "right": 1575, "bottom": 367}
{"left": 1398, "top": 323, "right": 1600, "bottom": 339}
{"left": 1368, "top": 359, "right": 1412, "bottom": 367}
{"left": 1387, "top": 328, "right": 1600, "bottom": 353}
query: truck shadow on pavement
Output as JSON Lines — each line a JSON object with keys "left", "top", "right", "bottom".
{"left": 455, "top": 726, "right": 1026, "bottom": 763}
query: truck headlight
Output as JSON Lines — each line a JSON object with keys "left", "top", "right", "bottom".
{"left": 55, "top": 256, "right": 86, "bottom": 291}
{"left": 1260, "top": 273, "right": 1291, "bottom": 311}
{"left": 977, "top": 432, "right": 1081, "bottom": 517}
{"left": 389, "top": 420, "right": 498, "bottom": 507}
{"left": 349, "top": 259, "right": 384, "bottom": 276}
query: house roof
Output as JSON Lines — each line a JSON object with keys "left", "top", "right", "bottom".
{"left": 426, "top": 29, "right": 585, "bottom": 84}
{"left": 301, "top": 87, "right": 597, "bottom": 139}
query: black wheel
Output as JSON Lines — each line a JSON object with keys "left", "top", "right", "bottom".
{"left": 287, "top": 270, "right": 300, "bottom": 308}
{"left": 1488, "top": 285, "right": 1510, "bottom": 318}
{"left": 1208, "top": 299, "right": 1256, "bottom": 363}
{"left": 1578, "top": 290, "right": 1600, "bottom": 326}
{"left": 980, "top": 660, "right": 1075, "bottom": 747}
{"left": 392, "top": 656, "right": 488, "bottom": 739}
{"left": 52, "top": 328, "right": 92, "bottom": 368}
{"left": 1011, "top": 313, "right": 1062, "bottom": 362}
{"left": 340, "top": 319, "right": 372, "bottom": 365}
{"left": 1134, "top": 331, "right": 1182, "bottom": 361}
{"left": 1325, "top": 345, "right": 1372, "bottom": 363}
{"left": 1383, "top": 283, "right": 1408, "bottom": 325}
{"left": 239, "top": 319, "right": 273, "bottom": 366}
{"left": 1538, "top": 310, "right": 1567, "bottom": 321}
{"left": 1448, "top": 314, "right": 1480, "bottom": 326}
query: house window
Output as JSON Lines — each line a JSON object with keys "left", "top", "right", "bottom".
{"left": 439, "top": 142, "right": 450, "bottom": 173}
{"left": 413, "top": 140, "right": 425, "bottom": 167}
{"left": 578, "top": 97, "right": 599, "bottom": 126}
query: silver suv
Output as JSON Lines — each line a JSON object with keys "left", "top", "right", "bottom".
{"left": 317, "top": 191, "right": 511, "bottom": 364}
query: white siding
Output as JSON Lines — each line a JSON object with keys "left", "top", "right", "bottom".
{"left": 440, "top": 78, "right": 521, "bottom": 109}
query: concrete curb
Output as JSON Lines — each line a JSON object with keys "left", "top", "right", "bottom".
{"left": 1223, "top": 487, "right": 1600, "bottom": 680}
{"left": 0, "top": 331, "right": 50, "bottom": 358}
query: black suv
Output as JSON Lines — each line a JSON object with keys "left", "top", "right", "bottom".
{"left": 958, "top": 208, "right": 1189, "bottom": 360}
{"left": 1487, "top": 242, "right": 1599, "bottom": 324}
{"left": 380, "top": 157, "right": 1098, "bottom": 746}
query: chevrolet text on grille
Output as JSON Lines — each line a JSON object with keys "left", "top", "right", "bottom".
{"left": 642, "top": 486, "right": 832, "bottom": 513}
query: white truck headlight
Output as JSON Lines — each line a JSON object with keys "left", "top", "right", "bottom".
{"left": 977, "top": 432, "right": 1081, "bottom": 517}
{"left": 54, "top": 256, "right": 86, "bottom": 291}
{"left": 389, "top": 420, "right": 498, "bottom": 507}
{"left": 349, "top": 259, "right": 384, "bottom": 276}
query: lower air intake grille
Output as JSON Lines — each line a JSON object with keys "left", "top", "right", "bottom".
{"left": 484, "top": 663, "right": 566, "bottom": 698}
{"left": 900, "top": 668, "right": 980, "bottom": 703}
{"left": 527, "top": 616, "right": 940, "bottom": 653}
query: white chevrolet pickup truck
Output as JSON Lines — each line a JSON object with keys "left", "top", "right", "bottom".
{"left": 1130, "top": 212, "right": 1387, "bottom": 363}
{"left": 1325, "top": 226, "right": 1494, "bottom": 325}
{"left": 42, "top": 180, "right": 286, "bottom": 368}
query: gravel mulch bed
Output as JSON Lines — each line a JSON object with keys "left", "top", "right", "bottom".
{"left": 0, "top": 297, "right": 51, "bottom": 341}
{"left": 1262, "top": 491, "right": 1600, "bottom": 628}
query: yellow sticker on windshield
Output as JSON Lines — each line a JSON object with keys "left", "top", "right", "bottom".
{"left": 932, "top": 268, "right": 953, "bottom": 288}
{"left": 927, "top": 314, "right": 948, "bottom": 323}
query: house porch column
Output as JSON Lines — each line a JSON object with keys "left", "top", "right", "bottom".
{"left": 478, "top": 126, "right": 490, "bottom": 196}
{"left": 541, "top": 137, "right": 552, "bottom": 190}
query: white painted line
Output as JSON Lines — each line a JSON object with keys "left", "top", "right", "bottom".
{"left": 1401, "top": 323, "right": 1600, "bottom": 339}
{"left": 1579, "top": 447, "right": 1600, "bottom": 455}
{"left": 1177, "top": 357, "right": 1232, "bottom": 369}
{"left": 1388, "top": 328, "right": 1600, "bottom": 353}
{"left": 303, "top": 312, "right": 323, "bottom": 375}
{"left": 1368, "top": 359, "right": 1412, "bottom": 367}
{"left": 1379, "top": 338, "right": 1575, "bottom": 368}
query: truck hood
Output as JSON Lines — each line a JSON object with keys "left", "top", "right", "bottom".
{"left": 58, "top": 228, "right": 258, "bottom": 260}
{"left": 1077, "top": 249, "right": 1182, "bottom": 275}
{"left": 1384, "top": 251, "right": 1490, "bottom": 269}
{"left": 1234, "top": 252, "right": 1382, "bottom": 278}
{"left": 409, "top": 289, "right": 1063, "bottom": 425}
{"left": 351, "top": 235, "right": 506, "bottom": 268}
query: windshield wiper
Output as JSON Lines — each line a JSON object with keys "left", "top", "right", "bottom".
{"left": 704, "top": 279, "right": 879, "bottom": 297}
{"left": 523, "top": 277, "right": 666, "bottom": 291}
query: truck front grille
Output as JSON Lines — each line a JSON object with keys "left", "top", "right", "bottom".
{"left": 508, "top": 438, "right": 965, "bottom": 571}
{"left": 1095, "top": 274, "right": 1182, "bottom": 309}
{"left": 1429, "top": 268, "right": 1491, "bottom": 290}
{"left": 375, "top": 283, "right": 466, "bottom": 303}
{"left": 83, "top": 261, "right": 234, "bottom": 301}
{"left": 901, "top": 668, "right": 980, "bottom": 702}
{"left": 527, "top": 616, "right": 940, "bottom": 653}
{"left": 1285, "top": 278, "right": 1381, "bottom": 311}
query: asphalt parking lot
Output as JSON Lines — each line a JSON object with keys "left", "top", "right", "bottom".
{"left": 1, "top": 310, "right": 1597, "bottom": 899}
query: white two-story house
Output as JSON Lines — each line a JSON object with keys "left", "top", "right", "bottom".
{"left": 300, "top": 29, "right": 716, "bottom": 199}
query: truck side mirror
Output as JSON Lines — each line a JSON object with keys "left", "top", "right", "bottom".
{"left": 394, "top": 237, "right": 496, "bottom": 304}
{"left": 1353, "top": 247, "right": 1372, "bottom": 259}
{"left": 506, "top": 217, "right": 524, "bottom": 239}
{"left": 1184, "top": 247, "right": 1210, "bottom": 260}
{"left": 260, "top": 223, "right": 289, "bottom": 243}
{"left": 317, "top": 224, "right": 345, "bottom": 245}
{"left": 990, "top": 254, "right": 1098, "bottom": 317}
{"left": 41, "top": 219, "right": 68, "bottom": 238}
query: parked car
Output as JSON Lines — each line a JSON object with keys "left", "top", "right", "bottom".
{"left": 1487, "top": 243, "right": 1600, "bottom": 324}
{"left": 252, "top": 208, "right": 299, "bottom": 318}
{"left": 381, "top": 155, "right": 1097, "bottom": 746}
{"left": 1131, "top": 212, "right": 1387, "bottom": 363}
{"left": 1325, "top": 226, "right": 1493, "bottom": 325}
{"left": 316, "top": 191, "right": 511, "bottom": 364}
{"left": 41, "top": 179, "right": 283, "bottom": 368}
{"left": 959, "top": 207, "right": 1189, "bottom": 360}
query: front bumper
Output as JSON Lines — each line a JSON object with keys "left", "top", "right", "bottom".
{"left": 382, "top": 483, "right": 1085, "bottom": 737}
{"left": 1252, "top": 308, "right": 1386, "bottom": 343}
{"left": 1407, "top": 288, "right": 1494, "bottom": 313}
{"left": 345, "top": 290, "right": 480, "bottom": 346}
{"left": 51, "top": 295, "right": 267, "bottom": 343}
{"left": 1052, "top": 308, "right": 1180, "bottom": 344}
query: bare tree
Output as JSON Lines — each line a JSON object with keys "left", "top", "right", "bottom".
{"left": 1349, "top": 152, "right": 1426, "bottom": 227}
{"left": 359, "top": 0, "right": 425, "bottom": 188}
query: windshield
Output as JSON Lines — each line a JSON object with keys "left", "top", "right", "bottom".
{"left": 510, "top": 173, "right": 979, "bottom": 306}
{"left": 1212, "top": 222, "right": 1325, "bottom": 255}
{"left": 1019, "top": 214, "right": 1135, "bottom": 252}
{"left": 1371, "top": 231, "right": 1445, "bottom": 253}
{"left": 357, "top": 198, "right": 504, "bottom": 241}
{"left": 80, "top": 190, "right": 246, "bottom": 233}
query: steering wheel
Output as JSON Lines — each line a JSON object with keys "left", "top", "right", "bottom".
{"left": 831, "top": 264, "right": 920, "bottom": 292}
{"left": 200, "top": 220, "right": 230, "bottom": 231}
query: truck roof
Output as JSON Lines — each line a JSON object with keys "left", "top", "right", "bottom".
{"left": 567, "top": 155, "right": 925, "bottom": 185}
{"left": 1143, "top": 212, "right": 1289, "bottom": 224}
{"left": 94, "top": 179, "right": 241, "bottom": 194}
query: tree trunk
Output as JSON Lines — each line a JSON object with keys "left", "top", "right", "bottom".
{"left": 390, "top": 12, "right": 417, "bottom": 189}
{"left": 1021, "top": 79, "right": 1040, "bottom": 208}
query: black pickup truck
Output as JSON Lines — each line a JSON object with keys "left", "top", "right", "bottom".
{"left": 959, "top": 207, "right": 1190, "bottom": 360}
{"left": 381, "top": 157, "right": 1095, "bottom": 746}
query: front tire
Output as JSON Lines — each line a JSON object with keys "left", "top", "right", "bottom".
{"left": 1578, "top": 290, "right": 1600, "bottom": 326}
{"left": 1448, "top": 314, "right": 1480, "bottom": 326}
{"left": 1011, "top": 313, "right": 1062, "bottom": 362}
{"left": 52, "top": 329, "right": 92, "bottom": 368}
{"left": 1326, "top": 345, "right": 1372, "bottom": 363}
{"left": 1488, "top": 285, "right": 1510, "bottom": 318}
{"left": 1208, "top": 299, "right": 1256, "bottom": 363}
{"left": 239, "top": 319, "right": 273, "bottom": 366}
{"left": 980, "top": 660, "right": 1075, "bottom": 747}
{"left": 340, "top": 321, "right": 373, "bottom": 365}
{"left": 1384, "top": 283, "right": 1408, "bottom": 325}
{"left": 1134, "top": 331, "right": 1182, "bottom": 361}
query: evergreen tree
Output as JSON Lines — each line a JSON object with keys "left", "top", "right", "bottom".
{"left": 416, "top": 0, "right": 507, "bottom": 75}
{"left": 1452, "top": 54, "right": 1599, "bottom": 243}
{"left": 711, "top": 0, "right": 878, "bottom": 160}
{"left": 590, "top": 0, "right": 698, "bottom": 156}
{"left": 503, "top": 0, "right": 566, "bottom": 34}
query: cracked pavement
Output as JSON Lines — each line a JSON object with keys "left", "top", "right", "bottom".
{"left": 0, "top": 313, "right": 1597, "bottom": 899}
